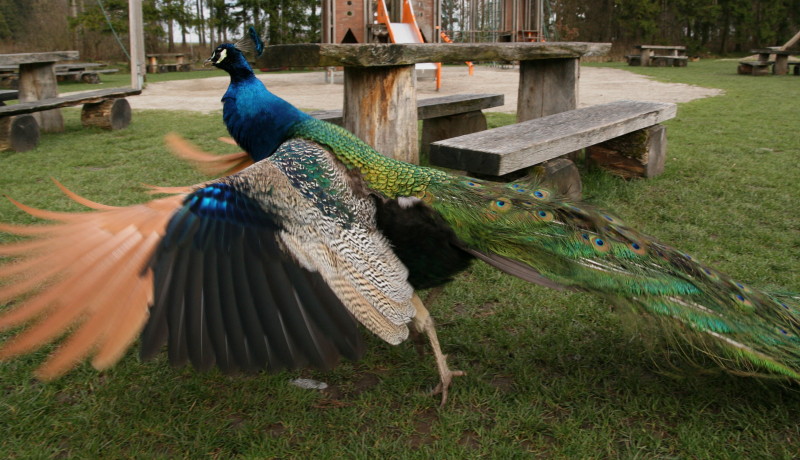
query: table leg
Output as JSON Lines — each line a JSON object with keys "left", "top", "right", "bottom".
{"left": 640, "top": 50, "right": 651, "bottom": 66}
{"left": 343, "top": 64, "right": 418, "bottom": 164}
{"left": 516, "top": 58, "right": 579, "bottom": 122}
{"left": 18, "top": 62, "right": 63, "bottom": 133}
{"left": 774, "top": 54, "right": 788, "bottom": 75}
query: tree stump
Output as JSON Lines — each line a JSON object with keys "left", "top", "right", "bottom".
{"left": 81, "top": 98, "right": 132, "bottom": 130}
{"left": 0, "top": 115, "right": 40, "bottom": 152}
{"left": 533, "top": 158, "right": 582, "bottom": 201}
{"left": 588, "top": 125, "right": 666, "bottom": 178}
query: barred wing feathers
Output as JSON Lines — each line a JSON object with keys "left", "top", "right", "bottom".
{"left": 0, "top": 139, "right": 416, "bottom": 378}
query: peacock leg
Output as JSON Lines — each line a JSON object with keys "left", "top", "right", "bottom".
{"left": 411, "top": 294, "right": 465, "bottom": 406}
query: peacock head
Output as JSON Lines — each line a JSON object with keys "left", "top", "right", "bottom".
{"left": 205, "top": 27, "right": 265, "bottom": 77}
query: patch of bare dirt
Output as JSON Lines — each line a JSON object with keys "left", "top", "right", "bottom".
{"left": 127, "top": 65, "right": 723, "bottom": 114}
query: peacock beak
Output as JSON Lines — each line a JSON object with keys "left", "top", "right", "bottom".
{"left": 203, "top": 57, "right": 214, "bottom": 67}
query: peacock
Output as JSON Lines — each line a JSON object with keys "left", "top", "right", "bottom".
{"left": 196, "top": 30, "right": 800, "bottom": 384}
{"left": 0, "top": 31, "right": 798, "bottom": 406}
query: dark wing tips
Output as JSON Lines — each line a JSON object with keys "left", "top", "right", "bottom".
{"left": 142, "top": 191, "right": 364, "bottom": 376}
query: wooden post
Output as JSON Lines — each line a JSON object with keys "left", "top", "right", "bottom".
{"left": 774, "top": 54, "right": 789, "bottom": 75}
{"left": 129, "top": 0, "right": 145, "bottom": 89}
{"left": 640, "top": 48, "right": 651, "bottom": 67}
{"left": 18, "top": 62, "right": 63, "bottom": 133}
{"left": 343, "top": 65, "right": 418, "bottom": 164}
{"left": 516, "top": 58, "right": 578, "bottom": 122}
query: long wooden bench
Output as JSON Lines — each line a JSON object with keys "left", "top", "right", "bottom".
{"left": 309, "top": 93, "right": 505, "bottom": 156}
{"left": 737, "top": 60, "right": 773, "bottom": 76}
{"left": 650, "top": 55, "right": 689, "bottom": 67}
{"left": 0, "top": 87, "right": 140, "bottom": 152}
{"left": 0, "top": 89, "right": 18, "bottom": 106}
{"left": 429, "top": 100, "right": 677, "bottom": 198}
{"left": 57, "top": 68, "right": 119, "bottom": 84}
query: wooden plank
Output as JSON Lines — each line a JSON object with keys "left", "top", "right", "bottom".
{"left": 257, "top": 42, "right": 611, "bottom": 68}
{"left": 0, "top": 51, "right": 79, "bottom": 66}
{"left": 0, "top": 90, "right": 18, "bottom": 101}
{"left": 0, "top": 88, "right": 141, "bottom": 117}
{"left": 342, "top": 65, "right": 418, "bottom": 163}
{"left": 636, "top": 45, "right": 686, "bottom": 50}
{"left": 429, "top": 100, "right": 677, "bottom": 176}
{"left": 308, "top": 93, "right": 504, "bottom": 125}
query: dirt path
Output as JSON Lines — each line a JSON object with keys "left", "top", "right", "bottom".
{"left": 127, "top": 65, "right": 723, "bottom": 113}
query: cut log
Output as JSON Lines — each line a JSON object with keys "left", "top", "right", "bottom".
{"left": 588, "top": 124, "right": 666, "bottom": 178}
{"left": 533, "top": 157, "right": 582, "bottom": 200}
{"left": 0, "top": 114, "right": 39, "bottom": 152}
{"left": 81, "top": 98, "right": 132, "bottom": 130}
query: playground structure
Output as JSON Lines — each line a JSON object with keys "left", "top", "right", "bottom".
{"left": 320, "top": 0, "right": 546, "bottom": 88}
{"left": 320, "top": 0, "right": 547, "bottom": 45}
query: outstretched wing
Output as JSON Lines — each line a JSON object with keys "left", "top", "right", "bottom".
{"left": 0, "top": 139, "right": 416, "bottom": 379}
{"left": 140, "top": 179, "right": 367, "bottom": 374}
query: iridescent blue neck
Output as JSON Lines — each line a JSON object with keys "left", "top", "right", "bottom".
{"left": 221, "top": 73, "right": 311, "bottom": 162}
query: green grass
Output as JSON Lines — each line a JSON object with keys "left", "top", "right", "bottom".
{"left": 1, "top": 59, "right": 799, "bottom": 458}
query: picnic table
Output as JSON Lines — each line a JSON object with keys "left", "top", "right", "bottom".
{"left": 146, "top": 53, "right": 191, "bottom": 73}
{"left": 747, "top": 48, "right": 800, "bottom": 75}
{"left": 256, "top": 42, "right": 611, "bottom": 163}
{"left": 0, "top": 51, "right": 79, "bottom": 132}
{"left": 54, "top": 62, "right": 119, "bottom": 83}
{"left": 627, "top": 45, "right": 688, "bottom": 67}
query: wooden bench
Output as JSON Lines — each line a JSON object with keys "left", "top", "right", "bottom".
{"left": 146, "top": 53, "right": 190, "bottom": 73}
{"left": 789, "top": 62, "right": 800, "bottom": 75}
{"left": 738, "top": 60, "right": 773, "bottom": 76}
{"left": 0, "top": 87, "right": 140, "bottom": 152}
{"left": 0, "top": 89, "right": 18, "bottom": 106}
{"left": 625, "top": 55, "right": 641, "bottom": 66}
{"left": 56, "top": 68, "right": 119, "bottom": 84}
{"left": 429, "top": 100, "right": 677, "bottom": 198}
{"left": 650, "top": 55, "right": 689, "bottom": 67}
{"left": 309, "top": 93, "right": 505, "bottom": 156}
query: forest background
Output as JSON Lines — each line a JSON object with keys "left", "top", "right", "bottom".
{"left": 0, "top": 0, "right": 798, "bottom": 63}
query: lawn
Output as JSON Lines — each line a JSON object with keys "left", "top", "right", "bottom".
{"left": 0, "top": 59, "right": 798, "bottom": 458}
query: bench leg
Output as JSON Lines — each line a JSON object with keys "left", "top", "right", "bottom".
{"left": 587, "top": 125, "right": 667, "bottom": 179}
{"left": 533, "top": 158, "right": 582, "bottom": 201}
{"left": 0, "top": 115, "right": 40, "bottom": 152}
{"left": 81, "top": 98, "right": 132, "bottom": 130}
{"left": 421, "top": 111, "right": 488, "bottom": 157}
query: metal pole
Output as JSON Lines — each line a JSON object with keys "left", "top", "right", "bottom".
{"left": 129, "top": 0, "right": 145, "bottom": 89}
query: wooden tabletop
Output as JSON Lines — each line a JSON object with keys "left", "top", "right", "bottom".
{"left": 257, "top": 42, "right": 611, "bottom": 68}
{"left": 635, "top": 45, "right": 686, "bottom": 50}
{"left": 0, "top": 51, "right": 79, "bottom": 66}
{"left": 752, "top": 49, "right": 800, "bottom": 55}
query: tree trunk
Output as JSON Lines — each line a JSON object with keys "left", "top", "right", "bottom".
{"left": 197, "top": 0, "right": 206, "bottom": 46}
